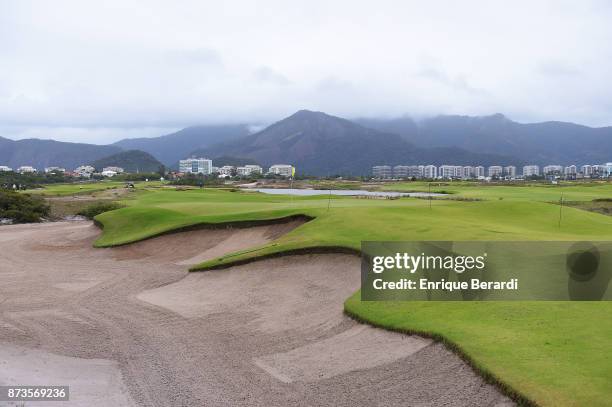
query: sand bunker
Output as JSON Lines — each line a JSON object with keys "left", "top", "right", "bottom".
{"left": 0, "top": 221, "right": 513, "bottom": 406}
{"left": 109, "top": 219, "right": 304, "bottom": 265}
{"left": 0, "top": 343, "right": 134, "bottom": 407}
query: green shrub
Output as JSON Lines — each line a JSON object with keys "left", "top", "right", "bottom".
{"left": 0, "top": 190, "right": 50, "bottom": 223}
{"left": 77, "top": 202, "right": 125, "bottom": 219}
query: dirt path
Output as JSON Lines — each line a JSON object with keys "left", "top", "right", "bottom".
{"left": 0, "top": 221, "right": 513, "bottom": 406}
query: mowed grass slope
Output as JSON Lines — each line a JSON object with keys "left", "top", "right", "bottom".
{"left": 89, "top": 182, "right": 612, "bottom": 406}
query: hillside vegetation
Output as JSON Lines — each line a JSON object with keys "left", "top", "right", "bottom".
{"left": 91, "top": 150, "right": 164, "bottom": 173}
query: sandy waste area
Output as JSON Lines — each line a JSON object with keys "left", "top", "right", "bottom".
{"left": 0, "top": 221, "right": 513, "bottom": 406}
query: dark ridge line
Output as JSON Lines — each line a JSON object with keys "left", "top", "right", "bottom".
{"left": 93, "top": 214, "right": 314, "bottom": 248}
{"left": 343, "top": 309, "right": 538, "bottom": 407}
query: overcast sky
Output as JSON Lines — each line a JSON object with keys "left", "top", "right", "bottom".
{"left": 2, "top": 0, "right": 612, "bottom": 143}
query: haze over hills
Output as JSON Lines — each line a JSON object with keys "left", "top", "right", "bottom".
{"left": 0, "top": 136, "right": 121, "bottom": 170}
{"left": 358, "top": 114, "right": 612, "bottom": 165}
{"left": 197, "top": 110, "right": 516, "bottom": 175}
{"left": 113, "top": 125, "right": 251, "bottom": 166}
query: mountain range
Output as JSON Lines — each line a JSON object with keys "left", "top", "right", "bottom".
{"left": 197, "top": 110, "right": 514, "bottom": 175}
{"left": 112, "top": 124, "right": 251, "bottom": 165}
{"left": 357, "top": 113, "right": 612, "bottom": 165}
{"left": 0, "top": 136, "right": 121, "bottom": 170}
{"left": 1, "top": 110, "right": 611, "bottom": 175}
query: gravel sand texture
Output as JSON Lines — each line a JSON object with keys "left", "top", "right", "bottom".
{"left": 0, "top": 221, "right": 513, "bottom": 406}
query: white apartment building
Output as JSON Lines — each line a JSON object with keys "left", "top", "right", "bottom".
{"left": 606, "top": 163, "right": 612, "bottom": 177}
{"left": 592, "top": 164, "right": 607, "bottom": 176}
{"left": 372, "top": 166, "right": 392, "bottom": 179}
{"left": 44, "top": 166, "right": 66, "bottom": 173}
{"left": 474, "top": 166, "right": 485, "bottom": 178}
{"left": 179, "top": 158, "right": 213, "bottom": 175}
{"left": 523, "top": 165, "right": 540, "bottom": 177}
{"left": 462, "top": 166, "right": 474, "bottom": 179}
{"left": 237, "top": 165, "right": 263, "bottom": 176}
{"left": 392, "top": 165, "right": 410, "bottom": 179}
{"left": 101, "top": 170, "right": 118, "bottom": 177}
{"left": 268, "top": 164, "right": 294, "bottom": 177}
{"left": 75, "top": 165, "right": 95, "bottom": 177}
{"left": 0, "top": 166, "right": 13, "bottom": 172}
{"left": 564, "top": 165, "right": 577, "bottom": 177}
{"left": 439, "top": 165, "right": 463, "bottom": 179}
{"left": 392, "top": 165, "right": 422, "bottom": 179}
{"left": 218, "top": 166, "right": 235, "bottom": 176}
{"left": 17, "top": 166, "right": 36, "bottom": 173}
{"left": 581, "top": 165, "right": 593, "bottom": 177}
{"left": 423, "top": 165, "right": 437, "bottom": 179}
{"left": 487, "top": 166, "right": 503, "bottom": 177}
{"left": 102, "top": 166, "right": 124, "bottom": 174}
{"left": 503, "top": 166, "right": 517, "bottom": 178}
{"left": 543, "top": 165, "right": 563, "bottom": 175}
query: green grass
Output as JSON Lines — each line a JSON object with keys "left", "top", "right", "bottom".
{"left": 90, "top": 181, "right": 612, "bottom": 406}
{"left": 25, "top": 180, "right": 164, "bottom": 196}
{"left": 344, "top": 299, "right": 612, "bottom": 407}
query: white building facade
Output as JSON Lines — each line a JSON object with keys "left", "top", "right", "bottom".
{"left": 423, "top": 165, "right": 437, "bottom": 179}
{"left": 17, "top": 166, "right": 36, "bottom": 173}
{"left": 102, "top": 166, "right": 124, "bottom": 174}
{"left": 503, "top": 166, "right": 516, "bottom": 178}
{"left": 487, "top": 166, "right": 503, "bottom": 177}
{"left": 44, "top": 166, "right": 66, "bottom": 173}
{"left": 179, "top": 158, "right": 213, "bottom": 175}
{"left": 268, "top": 164, "right": 294, "bottom": 177}
{"left": 523, "top": 165, "right": 540, "bottom": 177}
{"left": 237, "top": 165, "right": 263, "bottom": 176}
{"left": 543, "top": 165, "right": 563, "bottom": 175}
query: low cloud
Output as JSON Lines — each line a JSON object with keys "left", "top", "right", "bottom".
{"left": 2, "top": 0, "right": 612, "bottom": 143}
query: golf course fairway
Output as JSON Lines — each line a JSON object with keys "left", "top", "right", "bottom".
{"left": 88, "top": 182, "right": 612, "bottom": 406}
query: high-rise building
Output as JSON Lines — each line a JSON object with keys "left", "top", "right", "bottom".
{"left": 474, "top": 166, "right": 485, "bottom": 178}
{"left": 523, "top": 165, "right": 539, "bottom": 177}
{"left": 179, "top": 158, "right": 213, "bottom": 174}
